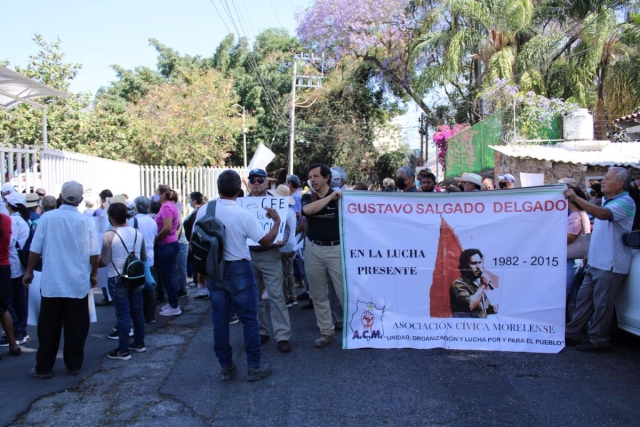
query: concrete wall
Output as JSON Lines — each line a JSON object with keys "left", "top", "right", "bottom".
{"left": 493, "top": 151, "right": 638, "bottom": 190}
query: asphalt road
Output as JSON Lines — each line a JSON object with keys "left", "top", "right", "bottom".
{"left": 3, "top": 287, "right": 640, "bottom": 426}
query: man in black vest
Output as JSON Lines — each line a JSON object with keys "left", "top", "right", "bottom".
{"left": 301, "top": 164, "right": 343, "bottom": 348}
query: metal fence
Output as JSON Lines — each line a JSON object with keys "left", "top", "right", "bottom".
{"left": 0, "top": 143, "right": 249, "bottom": 215}
{"left": 444, "top": 110, "right": 564, "bottom": 179}
{"left": 445, "top": 113, "right": 502, "bottom": 179}
{"left": 140, "top": 166, "right": 250, "bottom": 202}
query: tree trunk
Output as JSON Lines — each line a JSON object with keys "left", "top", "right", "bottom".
{"left": 594, "top": 65, "right": 607, "bottom": 140}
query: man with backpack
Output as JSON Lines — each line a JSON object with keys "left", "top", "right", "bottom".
{"left": 193, "top": 170, "right": 281, "bottom": 382}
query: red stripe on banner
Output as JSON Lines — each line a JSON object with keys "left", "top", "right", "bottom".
{"left": 430, "top": 217, "right": 463, "bottom": 318}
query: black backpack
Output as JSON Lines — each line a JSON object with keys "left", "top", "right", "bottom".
{"left": 191, "top": 201, "right": 225, "bottom": 281}
{"left": 108, "top": 228, "right": 146, "bottom": 288}
{"left": 15, "top": 220, "right": 38, "bottom": 270}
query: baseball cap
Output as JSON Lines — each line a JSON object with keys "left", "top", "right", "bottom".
{"left": 24, "top": 193, "right": 40, "bottom": 208}
{"left": 1, "top": 183, "right": 15, "bottom": 194}
{"left": 248, "top": 168, "right": 267, "bottom": 178}
{"left": 61, "top": 181, "right": 84, "bottom": 204}
{"left": 559, "top": 178, "right": 578, "bottom": 187}
{"left": 498, "top": 174, "right": 516, "bottom": 183}
{"left": 5, "top": 192, "right": 26, "bottom": 207}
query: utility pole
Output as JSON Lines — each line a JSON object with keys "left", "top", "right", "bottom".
{"left": 288, "top": 53, "right": 324, "bottom": 175}
{"left": 288, "top": 60, "right": 297, "bottom": 176}
{"left": 241, "top": 105, "right": 247, "bottom": 169}
{"left": 418, "top": 113, "right": 428, "bottom": 167}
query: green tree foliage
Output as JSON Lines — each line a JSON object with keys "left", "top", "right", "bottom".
{"left": 129, "top": 69, "right": 246, "bottom": 167}
{"left": 0, "top": 35, "right": 91, "bottom": 151}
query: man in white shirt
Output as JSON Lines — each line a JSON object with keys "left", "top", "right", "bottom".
{"left": 23, "top": 181, "right": 100, "bottom": 378}
{"left": 194, "top": 170, "right": 281, "bottom": 382}
{"left": 245, "top": 169, "right": 293, "bottom": 354}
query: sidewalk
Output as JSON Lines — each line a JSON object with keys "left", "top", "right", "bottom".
{"left": 4, "top": 288, "right": 640, "bottom": 426}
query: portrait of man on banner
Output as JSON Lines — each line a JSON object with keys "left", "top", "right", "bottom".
{"left": 449, "top": 249, "right": 498, "bottom": 318}
{"left": 429, "top": 218, "right": 499, "bottom": 318}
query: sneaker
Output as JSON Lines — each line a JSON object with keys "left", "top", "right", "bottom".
{"left": 220, "top": 363, "right": 237, "bottom": 381}
{"left": 95, "top": 299, "right": 113, "bottom": 306}
{"left": 108, "top": 328, "right": 134, "bottom": 340}
{"left": 277, "top": 340, "right": 292, "bottom": 353}
{"left": 291, "top": 300, "right": 298, "bottom": 306}
{"left": 178, "top": 289, "right": 188, "bottom": 298}
{"left": 1, "top": 336, "right": 28, "bottom": 347}
{"left": 229, "top": 315, "right": 240, "bottom": 325}
{"left": 108, "top": 348, "right": 132, "bottom": 361}
{"left": 130, "top": 342, "right": 147, "bottom": 353}
{"left": 159, "top": 307, "right": 182, "bottom": 316}
{"left": 9, "top": 346, "right": 21, "bottom": 356}
{"left": 29, "top": 367, "right": 53, "bottom": 379}
{"left": 161, "top": 303, "right": 170, "bottom": 311}
{"left": 314, "top": 334, "right": 335, "bottom": 348}
{"left": 187, "top": 281, "right": 197, "bottom": 289}
{"left": 575, "top": 343, "right": 612, "bottom": 353}
{"left": 247, "top": 364, "right": 272, "bottom": 382}
{"left": 285, "top": 299, "right": 293, "bottom": 308}
{"left": 194, "top": 293, "right": 210, "bottom": 301}
{"left": 68, "top": 368, "right": 82, "bottom": 376}
{"left": 261, "top": 290, "right": 269, "bottom": 300}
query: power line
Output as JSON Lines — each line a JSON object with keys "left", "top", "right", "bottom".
{"left": 207, "top": 0, "right": 232, "bottom": 34}
{"left": 268, "top": 0, "right": 284, "bottom": 27}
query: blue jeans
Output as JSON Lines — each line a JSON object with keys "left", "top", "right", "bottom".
{"left": 566, "top": 259, "right": 581, "bottom": 296}
{"left": 208, "top": 260, "right": 261, "bottom": 369}
{"left": 108, "top": 276, "right": 145, "bottom": 352}
{"left": 156, "top": 242, "right": 180, "bottom": 308}
{"left": 7, "top": 276, "right": 28, "bottom": 338}
{"left": 176, "top": 243, "right": 189, "bottom": 293}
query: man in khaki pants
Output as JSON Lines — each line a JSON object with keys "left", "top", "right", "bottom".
{"left": 301, "top": 164, "right": 343, "bottom": 348}
{"left": 246, "top": 169, "right": 292, "bottom": 353}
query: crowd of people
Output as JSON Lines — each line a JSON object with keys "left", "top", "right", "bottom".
{"left": 0, "top": 162, "right": 636, "bottom": 381}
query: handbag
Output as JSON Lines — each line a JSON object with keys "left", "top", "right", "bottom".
{"left": 133, "top": 217, "right": 157, "bottom": 288}
{"left": 567, "top": 233, "right": 590, "bottom": 259}
{"left": 144, "top": 260, "right": 156, "bottom": 289}
{"left": 567, "top": 211, "right": 591, "bottom": 259}
{"left": 623, "top": 230, "right": 640, "bottom": 248}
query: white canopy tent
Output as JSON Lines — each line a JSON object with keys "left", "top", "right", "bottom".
{"left": 0, "top": 66, "right": 69, "bottom": 150}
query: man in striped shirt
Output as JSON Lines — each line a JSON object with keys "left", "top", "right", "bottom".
{"left": 563, "top": 167, "right": 636, "bottom": 352}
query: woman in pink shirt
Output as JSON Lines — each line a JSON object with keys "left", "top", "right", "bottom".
{"left": 154, "top": 185, "right": 182, "bottom": 316}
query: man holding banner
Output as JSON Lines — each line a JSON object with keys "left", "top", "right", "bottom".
{"left": 301, "top": 164, "right": 344, "bottom": 348}
{"left": 246, "top": 169, "right": 292, "bottom": 353}
{"left": 564, "top": 167, "right": 635, "bottom": 353}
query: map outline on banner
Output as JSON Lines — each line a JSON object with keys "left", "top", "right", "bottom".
{"left": 339, "top": 185, "right": 568, "bottom": 354}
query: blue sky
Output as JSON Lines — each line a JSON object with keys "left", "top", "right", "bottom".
{"left": 2, "top": 0, "right": 309, "bottom": 94}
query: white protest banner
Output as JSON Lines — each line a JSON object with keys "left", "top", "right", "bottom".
{"left": 340, "top": 186, "right": 567, "bottom": 353}
{"left": 236, "top": 196, "right": 289, "bottom": 245}
{"left": 248, "top": 142, "right": 276, "bottom": 171}
{"left": 520, "top": 172, "right": 545, "bottom": 187}
{"left": 28, "top": 272, "right": 97, "bottom": 325}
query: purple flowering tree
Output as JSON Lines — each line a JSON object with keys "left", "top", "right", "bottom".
{"left": 296, "top": 0, "right": 434, "bottom": 113}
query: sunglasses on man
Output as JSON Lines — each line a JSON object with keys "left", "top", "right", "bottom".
{"left": 249, "top": 177, "right": 265, "bottom": 184}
